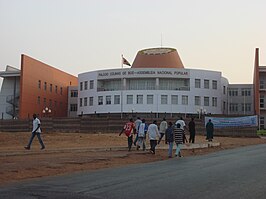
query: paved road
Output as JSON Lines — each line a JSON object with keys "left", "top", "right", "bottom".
{"left": 1, "top": 144, "right": 266, "bottom": 199}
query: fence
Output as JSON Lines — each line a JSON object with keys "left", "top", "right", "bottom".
{"left": 0, "top": 117, "right": 258, "bottom": 137}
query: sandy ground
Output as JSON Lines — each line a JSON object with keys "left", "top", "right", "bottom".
{"left": 1, "top": 131, "right": 266, "bottom": 185}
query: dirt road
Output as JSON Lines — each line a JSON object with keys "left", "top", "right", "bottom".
{"left": 1, "top": 132, "right": 265, "bottom": 185}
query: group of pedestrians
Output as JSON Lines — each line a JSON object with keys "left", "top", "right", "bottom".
{"left": 23, "top": 113, "right": 214, "bottom": 155}
{"left": 120, "top": 116, "right": 214, "bottom": 158}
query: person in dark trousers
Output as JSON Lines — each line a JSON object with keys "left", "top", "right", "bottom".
{"left": 173, "top": 123, "right": 183, "bottom": 157}
{"left": 188, "top": 117, "right": 196, "bottom": 143}
{"left": 24, "top": 114, "right": 45, "bottom": 150}
{"left": 165, "top": 121, "right": 174, "bottom": 158}
{"left": 206, "top": 119, "right": 214, "bottom": 142}
{"left": 175, "top": 116, "right": 188, "bottom": 143}
{"left": 147, "top": 120, "right": 160, "bottom": 154}
{"left": 136, "top": 119, "right": 148, "bottom": 151}
{"left": 119, "top": 118, "right": 136, "bottom": 151}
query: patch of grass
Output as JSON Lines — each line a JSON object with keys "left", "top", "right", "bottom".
{"left": 257, "top": 130, "right": 266, "bottom": 136}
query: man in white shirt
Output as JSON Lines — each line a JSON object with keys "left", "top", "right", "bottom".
{"left": 133, "top": 117, "right": 142, "bottom": 146}
{"left": 24, "top": 114, "right": 45, "bottom": 150}
{"left": 147, "top": 120, "right": 160, "bottom": 154}
{"left": 158, "top": 117, "right": 167, "bottom": 144}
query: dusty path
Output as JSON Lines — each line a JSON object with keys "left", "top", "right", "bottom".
{"left": 1, "top": 132, "right": 265, "bottom": 185}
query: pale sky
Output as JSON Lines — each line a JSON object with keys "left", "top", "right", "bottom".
{"left": 0, "top": 0, "right": 266, "bottom": 86}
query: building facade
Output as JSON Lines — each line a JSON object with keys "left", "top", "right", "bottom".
{"left": 78, "top": 48, "right": 229, "bottom": 117}
{"left": 0, "top": 55, "right": 78, "bottom": 119}
{"left": 253, "top": 48, "right": 266, "bottom": 129}
{"left": 227, "top": 84, "right": 254, "bottom": 115}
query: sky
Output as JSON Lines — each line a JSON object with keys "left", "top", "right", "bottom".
{"left": 0, "top": 0, "right": 266, "bottom": 87}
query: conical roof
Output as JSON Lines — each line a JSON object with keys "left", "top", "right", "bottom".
{"left": 131, "top": 47, "right": 184, "bottom": 68}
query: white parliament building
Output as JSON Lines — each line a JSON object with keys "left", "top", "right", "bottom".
{"left": 76, "top": 47, "right": 248, "bottom": 117}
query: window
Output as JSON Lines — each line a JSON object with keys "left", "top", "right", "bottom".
{"left": 204, "top": 80, "right": 209, "bottom": 89}
{"left": 80, "top": 82, "right": 83, "bottom": 91}
{"left": 260, "top": 80, "right": 265, "bottom": 89}
{"left": 60, "top": 87, "right": 63, "bottom": 95}
{"left": 195, "top": 96, "right": 201, "bottom": 106}
{"left": 106, "top": 96, "right": 111, "bottom": 105}
{"left": 159, "top": 78, "right": 190, "bottom": 90}
{"left": 43, "top": 98, "right": 46, "bottom": 106}
{"left": 127, "top": 95, "right": 133, "bottom": 104}
{"left": 195, "top": 79, "right": 201, "bottom": 88}
{"left": 60, "top": 102, "right": 63, "bottom": 108}
{"left": 242, "top": 103, "right": 251, "bottom": 112}
{"left": 49, "top": 99, "right": 52, "bottom": 107}
{"left": 84, "top": 97, "right": 88, "bottom": 106}
{"left": 114, "top": 95, "right": 120, "bottom": 104}
{"left": 55, "top": 85, "right": 58, "bottom": 93}
{"left": 50, "top": 84, "right": 53, "bottom": 92}
{"left": 79, "top": 98, "right": 82, "bottom": 107}
{"left": 147, "top": 95, "right": 153, "bottom": 104}
{"left": 98, "top": 79, "right": 121, "bottom": 91}
{"left": 70, "top": 104, "right": 77, "bottom": 111}
{"left": 204, "top": 97, "right": 209, "bottom": 106}
{"left": 223, "top": 86, "right": 226, "bottom": 95}
{"left": 127, "top": 79, "right": 156, "bottom": 90}
{"left": 260, "top": 96, "right": 264, "bottom": 108}
{"left": 161, "top": 95, "right": 168, "bottom": 104}
{"left": 84, "top": 81, "right": 88, "bottom": 90}
{"left": 98, "top": 96, "right": 103, "bottom": 105}
{"left": 37, "top": 96, "right": 40, "bottom": 104}
{"left": 260, "top": 116, "right": 264, "bottom": 129}
{"left": 90, "top": 80, "right": 94, "bottom": 89}
{"left": 137, "top": 95, "right": 143, "bottom": 104}
{"left": 171, "top": 95, "right": 178, "bottom": 104}
{"left": 241, "top": 88, "right": 251, "bottom": 96}
{"left": 228, "top": 89, "right": 238, "bottom": 96}
{"left": 38, "top": 80, "right": 41, "bottom": 89}
{"left": 229, "top": 103, "right": 238, "bottom": 112}
{"left": 44, "top": 82, "right": 47, "bottom": 90}
{"left": 212, "top": 80, "right": 217, "bottom": 89}
{"left": 89, "top": 97, "right": 93, "bottom": 106}
{"left": 54, "top": 101, "right": 57, "bottom": 107}
{"left": 212, "top": 97, "right": 217, "bottom": 107}
{"left": 71, "top": 90, "right": 78, "bottom": 97}
{"left": 182, "top": 95, "right": 188, "bottom": 105}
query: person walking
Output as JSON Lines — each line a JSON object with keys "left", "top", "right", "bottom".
{"left": 24, "top": 114, "right": 45, "bottom": 150}
{"left": 133, "top": 117, "right": 142, "bottom": 146}
{"left": 158, "top": 117, "right": 167, "bottom": 145}
{"left": 119, "top": 118, "right": 136, "bottom": 151}
{"left": 188, "top": 117, "right": 196, "bottom": 143}
{"left": 175, "top": 116, "right": 188, "bottom": 143}
{"left": 173, "top": 123, "right": 183, "bottom": 157}
{"left": 206, "top": 119, "right": 214, "bottom": 142}
{"left": 136, "top": 119, "right": 148, "bottom": 151}
{"left": 147, "top": 120, "right": 160, "bottom": 154}
{"left": 165, "top": 121, "right": 174, "bottom": 158}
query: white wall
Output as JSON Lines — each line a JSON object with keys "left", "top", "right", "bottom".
{"left": 77, "top": 68, "right": 229, "bottom": 115}
{"left": 0, "top": 77, "right": 20, "bottom": 119}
